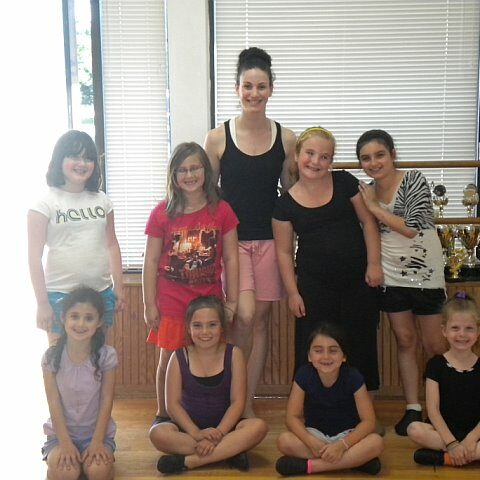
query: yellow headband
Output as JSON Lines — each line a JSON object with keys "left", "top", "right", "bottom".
{"left": 297, "top": 126, "right": 334, "bottom": 145}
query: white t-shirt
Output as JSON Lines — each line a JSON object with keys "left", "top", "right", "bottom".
{"left": 31, "top": 187, "right": 113, "bottom": 292}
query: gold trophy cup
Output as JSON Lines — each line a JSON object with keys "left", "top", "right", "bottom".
{"left": 432, "top": 184, "right": 448, "bottom": 218}
{"left": 436, "top": 224, "right": 455, "bottom": 265}
{"left": 457, "top": 225, "right": 480, "bottom": 268}
{"left": 447, "top": 248, "right": 467, "bottom": 279}
{"left": 462, "top": 184, "right": 479, "bottom": 217}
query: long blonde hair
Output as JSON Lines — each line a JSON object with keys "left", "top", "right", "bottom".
{"left": 166, "top": 142, "right": 220, "bottom": 218}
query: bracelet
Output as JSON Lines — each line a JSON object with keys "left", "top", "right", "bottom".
{"left": 446, "top": 440, "right": 459, "bottom": 450}
{"left": 341, "top": 438, "right": 350, "bottom": 451}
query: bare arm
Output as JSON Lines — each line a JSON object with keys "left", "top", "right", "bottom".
{"left": 165, "top": 352, "right": 202, "bottom": 437}
{"left": 82, "top": 367, "right": 116, "bottom": 465}
{"left": 204, "top": 125, "right": 226, "bottom": 184}
{"left": 285, "top": 382, "right": 326, "bottom": 458}
{"left": 280, "top": 127, "right": 297, "bottom": 191}
{"left": 216, "top": 346, "right": 246, "bottom": 435}
{"left": 43, "top": 368, "right": 82, "bottom": 467}
{"left": 318, "top": 384, "right": 378, "bottom": 464}
{"left": 221, "top": 228, "right": 239, "bottom": 321}
{"left": 272, "top": 218, "right": 305, "bottom": 317}
{"left": 106, "top": 211, "right": 125, "bottom": 311}
{"left": 343, "top": 385, "right": 377, "bottom": 446}
{"left": 351, "top": 193, "right": 384, "bottom": 287}
{"left": 358, "top": 181, "right": 417, "bottom": 238}
{"left": 425, "top": 378, "right": 456, "bottom": 446}
{"left": 142, "top": 236, "right": 163, "bottom": 330}
{"left": 27, "top": 210, "right": 54, "bottom": 330}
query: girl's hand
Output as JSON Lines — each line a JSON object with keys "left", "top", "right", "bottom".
{"left": 195, "top": 438, "right": 216, "bottom": 456}
{"left": 460, "top": 434, "right": 478, "bottom": 463}
{"left": 224, "top": 302, "right": 236, "bottom": 325}
{"left": 196, "top": 427, "right": 223, "bottom": 444}
{"left": 114, "top": 286, "right": 126, "bottom": 312}
{"left": 358, "top": 181, "right": 379, "bottom": 212}
{"left": 305, "top": 435, "right": 327, "bottom": 458}
{"left": 319, "top": 441, "right": 346, "bottom": 463}
{"left": 37, "top": 301, "right": 55, "bottom": 331}
{"left": 56, "top": 441, "right": 82, "bottom": 470}
{"left": 365, "top": 262, "right": 384, "bottom": 287}
{"left": 448, "top": 442, "right": 469, "bottom": 466}
{"left": 81, "top": 439, "right": 114, "bottom": 466}
{"left": 144, "top": 304, "right": 160, "bottom": 330}
{"left": 288, "top": 293, "right": 306, "bottom": 317}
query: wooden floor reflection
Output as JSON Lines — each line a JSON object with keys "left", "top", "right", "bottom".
{"left": 107, "top": 397, "right": 479, "bottom": 479}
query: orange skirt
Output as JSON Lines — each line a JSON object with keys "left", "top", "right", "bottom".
{"left": 146, "top": 315, "right": 187, "bottom": 350}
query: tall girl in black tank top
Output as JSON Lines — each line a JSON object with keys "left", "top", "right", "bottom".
{"left": 204, "top": 47, "right": 296, "bottom": 416}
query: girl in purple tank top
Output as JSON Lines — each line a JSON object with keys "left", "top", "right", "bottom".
{"left": 149, "top": 296, "right": 268, "bottom": 474}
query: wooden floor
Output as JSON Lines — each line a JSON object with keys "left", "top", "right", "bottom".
{"left": 92, "top": 397, "right": 479, "bottom": 479}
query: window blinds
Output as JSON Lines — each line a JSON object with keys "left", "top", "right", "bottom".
{"left": 101, "top": 0, "right": 169, "bottom": 269}
{"left": 213, "top": 0, "right": 479, "bottom": 216}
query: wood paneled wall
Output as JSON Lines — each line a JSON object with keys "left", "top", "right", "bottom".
{"left": 110, "top": 276, "right": 479, "bottom": 398}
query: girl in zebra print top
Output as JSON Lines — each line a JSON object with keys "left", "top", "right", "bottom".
{"left": 356, "top": 129, "right": 446, "bottom": 437}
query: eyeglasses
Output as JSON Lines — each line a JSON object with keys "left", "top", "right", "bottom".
{"left": 176, "top": 165, "right": 205, "bottom": 176}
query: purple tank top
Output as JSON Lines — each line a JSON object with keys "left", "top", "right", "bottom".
{"left": 176, "top": 343, "right": 233, "bottom": 429}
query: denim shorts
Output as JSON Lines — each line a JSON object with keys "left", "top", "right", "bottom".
{"left": 379, "top": 286, "right": 446, "bottom": 316}
{"left": 48, "top": 287, "right": 117, "bottom": 334}
{"left": 42, "top": 435, "right": 116, "bottom": 460}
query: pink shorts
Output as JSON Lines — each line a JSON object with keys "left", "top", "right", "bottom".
{"left": 146, "top": 315, "right": 186, "bottom": 350}
{"left": 238, "top": 240, "right": 285, "bottom": 301}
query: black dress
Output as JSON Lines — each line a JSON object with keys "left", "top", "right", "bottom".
{"left": 273, "top": 170, "right": 379, "bottom": 390}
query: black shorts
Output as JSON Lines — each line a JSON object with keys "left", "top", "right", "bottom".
{"left": 379, "top": 286, "right": 446, "bottom": 315}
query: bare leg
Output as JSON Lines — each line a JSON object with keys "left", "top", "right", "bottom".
{"left": 388, "top": 311, "right": 420, "bottom": 404}
{"left": 244, "top": 300, "right": 271, "bottom": 416}
{"left": 418, "top": 313, "right": 446, "bottom": 358}
{"left": 46, "top": 446, "right": 82, "bottom": 480}
{"left": 83, "top": 447, "right": 115, "bottom": 480}
{"left": 309, "top": 434, "right": 384, "bottom": 472}
{"left": 233, "top": 291, "right": 271, "bottom": 416}
{"left": 155, "top": 348, "right": 174, "bottom": 416}
{"left": 150, "top": 424, "right": 197, "bottom": 454}
{"left": 232, "top": 290, "right": 256, "bottom": 363}
{"left": 278, "top": 432, "right": 383, "bottom": 472}
{"left": 407, "top": 421, "right": 446, "bottom": 450}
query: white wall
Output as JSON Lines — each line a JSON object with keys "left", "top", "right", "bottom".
{"left": 167, "top": 0, "right": 211, "bottom": 147}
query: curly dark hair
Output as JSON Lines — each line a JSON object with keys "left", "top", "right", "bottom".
{"left": 45, "top": 287, "right": 106, "bottom": 380}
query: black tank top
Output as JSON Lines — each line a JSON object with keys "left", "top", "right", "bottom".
{"left": 220, "top": 120, "right": 285, "bottom": 240}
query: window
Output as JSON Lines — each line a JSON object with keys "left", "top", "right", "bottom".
{"left": 213, "top": 0, "right": 480, "bottom": 217}
{"left": 101, "top": 0, "right": 169, "bottom": 270}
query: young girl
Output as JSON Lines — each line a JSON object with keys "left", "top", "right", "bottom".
{"left": 272, "top": 126, "right": 383, "bottom": 391}
{"left": 204, "top": 47, "right": 297, "bottom": 416}
{"left": 150, "top": 296, "right": 268, "bottom": 474}
{"left": 28, "top": 130, "right": 124, "bottom": 345}
{"left": 142, "top": 142, "right": 239, "bottom": 422}
{"left": 407, "top": 292, "right": 480, "bottom": 467}
{"left": 357, "top": 129, "right": 446, "bottom": 435}
{"left": 42, "top": 287, "right": 117, "bottom": 480}
{"left": 275, "top": 323, "right": 384, "bottom": 476}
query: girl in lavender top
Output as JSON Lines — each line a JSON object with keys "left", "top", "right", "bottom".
{"left": 41, "top": 287, "right": 117, "bottom": 480}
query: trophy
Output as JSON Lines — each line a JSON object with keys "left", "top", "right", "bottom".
{"left": 457, "top": 225, "right": 480, "bottom": 267}
{"left": 447, "top": 248, "right": 467, "bottom": 280}
{"left": 432, "top": 184, "right": 448, "bottom": 218}
{"left": 462, "top": 183, "right": 479, "bottom": 217}
{"left": 436, "top": 224, "right": 455, "bottom": 265}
